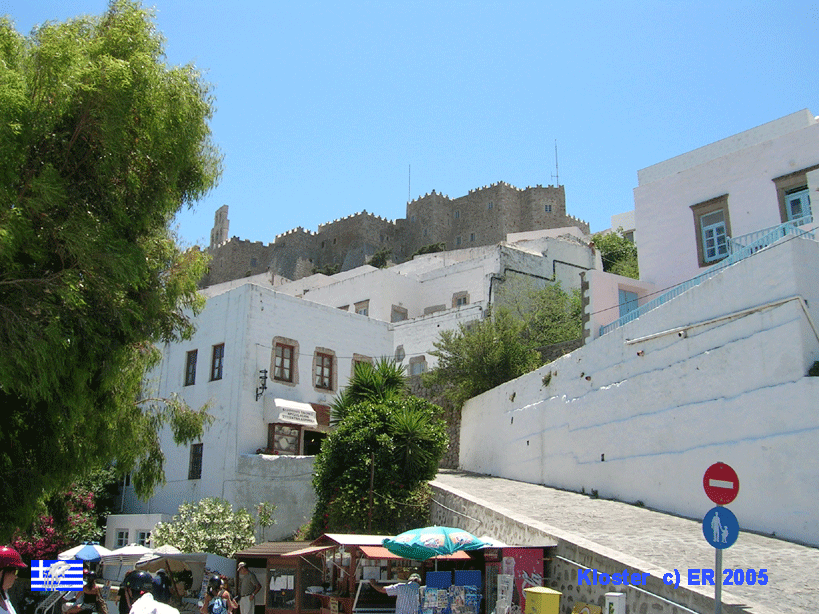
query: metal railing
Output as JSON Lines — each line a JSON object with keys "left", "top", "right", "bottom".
{"left": 599, "top": 218, "right": 816, "bottom": 337}
{"left": 727, "top": 214, "right": 813, "bottom": 254}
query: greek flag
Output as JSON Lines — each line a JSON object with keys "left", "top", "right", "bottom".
{"left": 31, "top": 560, "right": 84, "bottom": 591}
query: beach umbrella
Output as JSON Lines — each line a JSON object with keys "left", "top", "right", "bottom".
{"left": 382, "top": 526, "right": 487, "bottom": 561}
{"left": 59, "top": 543, "right": 113, "bottom": 562}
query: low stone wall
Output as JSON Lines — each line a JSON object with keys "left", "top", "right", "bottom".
{"left": 429, "top": 482, "right": 742, "bottom": 614}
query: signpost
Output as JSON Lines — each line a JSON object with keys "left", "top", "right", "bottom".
{"left": 702, "top": 463, "right": 740, "bottom": 614}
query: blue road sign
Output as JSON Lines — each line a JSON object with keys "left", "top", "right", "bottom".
{"left": 703, "top": 506, "right": 739, "bottom": 549}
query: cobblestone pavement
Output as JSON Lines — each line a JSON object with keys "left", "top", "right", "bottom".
{"left": 432, "top": 470, "right": 817, "bottom": 614}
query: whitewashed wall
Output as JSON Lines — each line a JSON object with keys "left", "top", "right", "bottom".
{"left": 635, "top": 110, "right": 819, "bottom": 291}
{"left": 583, "top": 269, "right": 656, "bottom": 340}
{"left": 103, "top": 514, "right": 170, "bottom": 549}
{"left": 460, "top": 237, "right": 819, "bottom": 545}
{"left": 125, "top": 283, "right": 394, "bottom": 539}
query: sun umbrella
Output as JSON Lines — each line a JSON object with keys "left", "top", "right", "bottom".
{"left": 382, "top": 526, "right": 487, "bottom": 561}
{"left": 58, "top": 543, "right": 113, "bottom": 562}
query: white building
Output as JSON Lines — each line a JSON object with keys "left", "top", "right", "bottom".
{"left": 121, "top": 231, "right": 600, "bottom": 539}
{"left": 459, "top": 110, "right": 819, "bottom": 545}
{"left": 122, "top": 283, "right": 394, "bottom": 539}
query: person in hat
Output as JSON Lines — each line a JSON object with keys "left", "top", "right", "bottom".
{"left": 0, "top": 546, "right": 27, "bottom": 614}
{"left": 236, "top": 564, "right": 260, "bottom": 614}
{"left": 368, "top": 574, "right": 422, "bottom": 614}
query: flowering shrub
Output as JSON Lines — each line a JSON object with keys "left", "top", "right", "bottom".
{"left": 152, "top": 498, "right": 256, "bottom": 557}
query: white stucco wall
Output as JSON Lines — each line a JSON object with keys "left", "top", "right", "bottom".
{"left": 124, "top": 283, "right": 394, "bottom": 539}
{"left": 460, "top": 236, "right": 819, "bottom": 545}
{"left": 583, "top": 269, "right": 656, "bottom": 341}
{"left": 635, "top": 110, "right": 819, "bottom": 291}
{"left": 103, "top": 514, "right": 170, "bottom": 549}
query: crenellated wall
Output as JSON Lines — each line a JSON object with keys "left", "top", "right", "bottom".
{"left": 203, "top": 182, "right": 589, "bottom": 286}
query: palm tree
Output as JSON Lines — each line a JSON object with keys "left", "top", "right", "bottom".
{"left": 330, "top": 357, "right": 407, "bottom": 425}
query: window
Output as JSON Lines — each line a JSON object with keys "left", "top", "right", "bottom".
{"left": 784, "top": 187, "right": 811, "bottom": 222}
{"left": 701, "top": 210, "right": 728, "bottom": 263}
{"left": 456, "top": 236, "right": 462, "bottom": 246}
{"left": 409, "top": 356, "right": 427, "bottom": 376}
{"left": 268, "top": 568, "right": 296, "bottom": 610}
{"left": 188, "top": 443, "right": 203, "bottom": 480}
{"left": 391, "top": 305, "right": 408, "bottom": 322}
{"left": 250, "top": 257, "right": 257, "bottom": 267}
{"left": 454, "top": 210, "right": 460, "bottom": 219}
{"left": 691, "top": 195, "right": 730, "bottom": 267}
{"left": 314, "top": 350, "right": 335, "bottom": 390}
{"left": 452, "top": 291, "right": 470, "bottom": 308}
{"left": 137, "top": 531, "right": 151, "bottom": 547}
{"left": 115, "top": 530, "right": 129, "bottom": 548}
{"left": 274, "top": 343, "right": 295, "bottom": 382}
{"left": 423, "top": 228, "right": 428, "bottom": 237}
{"left": 184, "top": 350, "right": 197, "bottom": 386}
{"left": 209, "top": 344, "right": 224, "bottom": 381}
{"left": 355, "top": 300, "right": 369, "bottom": 316}
{"left": 774, "top": 165, "right": 817, "bottom": 223}
{"left": 545, "top": 204, "right": 552, "bottom": 212}
{"left": 394, "top": 345, "right": 406, "bottom": 362}
{"left": 488, "top": 202, "right": 494, "bottom": 210}
{"left": 470, "top": 233, "right": 475, "bottom": 242}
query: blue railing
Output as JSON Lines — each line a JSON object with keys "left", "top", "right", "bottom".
{"left": 599, "top": 218, "right": 816, "bottom": 337}
{"left": 728, "top": 214, "right": 813, "bottom": 254}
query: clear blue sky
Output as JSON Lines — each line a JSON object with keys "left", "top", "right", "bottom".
{"left": 6, "top": 1, "right": 819, "bottom": 247}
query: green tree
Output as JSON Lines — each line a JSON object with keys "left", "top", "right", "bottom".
{"left": 152, "top": 498, "right": 255, "bottom": 558}
{"left": 307, "top": 398, "right": 448, "bottom": 538}
{"left": 0, "top": 1, "right": 221, "bottom": 540}
{"left": 423, "top": 311, "right": 541, "bottom": 408}
{"left": 593, "top": 228, "right": 639, "bottom": 279}
{"left": 309, "top": 361, "right": 446, "bottom": 537}
{"left": 369, "top": 248, "right": 392, "bottom": 269}
{"left": 424, "top": 281, "right": 582, "bottom": 407}
{"left": 330, "top": 358, "right": 408, "bottom": 425}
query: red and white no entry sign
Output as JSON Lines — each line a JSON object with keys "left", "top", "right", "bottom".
{"left": 703, "top": 462, "right": 739, "bottom": 505}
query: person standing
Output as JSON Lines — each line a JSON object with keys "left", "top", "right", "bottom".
{"left": 236, "top": 564, "right": 260, "bottom": 614}
{"left": 152, "top": 569, "right": 171, "bottom": 604}
{"left": 368, "top": 574, "right": 422, "bottom": 614}
{"left": 0, "top": 547, "right": 27, "bottom": 614}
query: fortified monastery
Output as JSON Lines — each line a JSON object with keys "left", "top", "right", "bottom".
{"left": 202, "top": 182, "right": 589, "bottom": 285}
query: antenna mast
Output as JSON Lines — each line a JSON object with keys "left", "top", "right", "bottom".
{"left": 551, "top": 140, "right": 559, "bottom": 186}
{"left": 408, "top": 164, "right": 411, "bottom": 202}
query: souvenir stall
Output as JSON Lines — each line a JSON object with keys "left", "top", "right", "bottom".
{"left": 282, "top": 534, "right": 419, "bottom": 614}
{"left": 479, "top": 546, "right": 555, "bottom": 614}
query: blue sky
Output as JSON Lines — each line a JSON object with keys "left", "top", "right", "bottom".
{"left": 6, "top": 1, "right": 819, "bottom": 247}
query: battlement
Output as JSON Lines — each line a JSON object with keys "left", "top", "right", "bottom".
{"left": 317, "top": 209, "right": 395, "bottom": 232}
{"left": 203, "top": 180, "right": 587, "bottom": 286}
{"left": 209, "top": 236, "right": 274, "bottom": 251}
{"left": 275, "top": 226, "right": 317, "bottom": 241}
{"left": 407, "top": 190, "right": 452, "bottom": 205}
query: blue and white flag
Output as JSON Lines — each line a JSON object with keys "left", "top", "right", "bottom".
{"left": 31, "top": 560, "right": 84, "bottom": 591}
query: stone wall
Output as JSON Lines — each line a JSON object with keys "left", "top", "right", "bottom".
{"left": 203, "top": 182, "right": 590, "bottom": 286}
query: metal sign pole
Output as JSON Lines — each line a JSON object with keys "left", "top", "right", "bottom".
{"left": 714, "top": 549, "right": 722, "bottom": 614}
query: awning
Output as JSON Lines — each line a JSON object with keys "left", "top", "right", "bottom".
{"left": 281, "top": 545, "right": 336, "bottom": 558}
{"left": 358, "top": 546, "right": 470, "bottom": 561}
{"left": 274, "top": 398, "right": 318, "bottom": 426}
